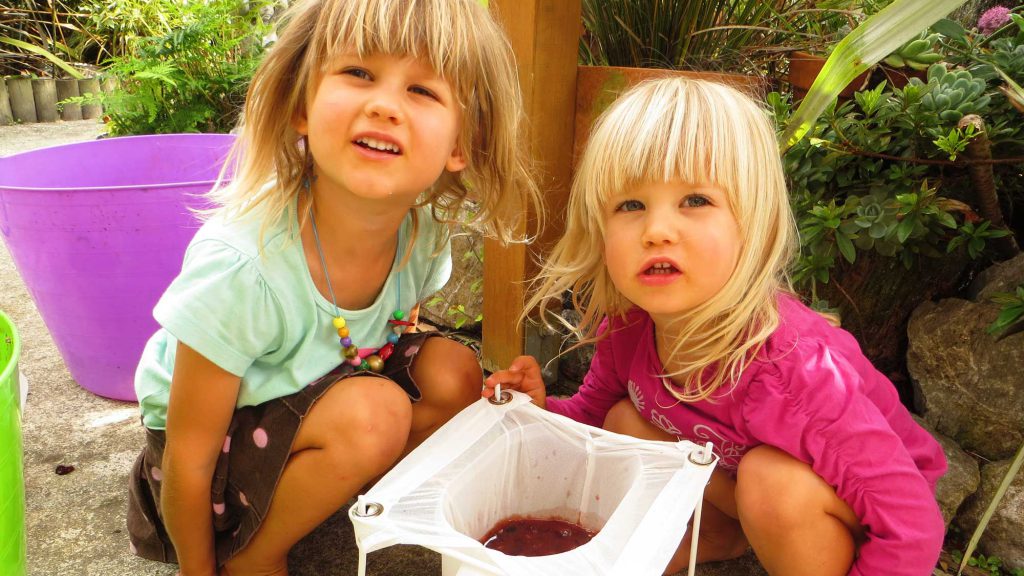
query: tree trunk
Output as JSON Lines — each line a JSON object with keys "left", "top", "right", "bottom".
{"left": 813, "top": 248, "right": 973, "bottom": 407}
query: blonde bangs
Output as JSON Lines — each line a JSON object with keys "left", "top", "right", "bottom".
{"left": 316, "top": 0, "right": 476, "bottom": 99}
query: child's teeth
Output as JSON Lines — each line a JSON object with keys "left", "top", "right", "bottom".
{"left": 357, "top": 137, "right": 399, "bottom": 153}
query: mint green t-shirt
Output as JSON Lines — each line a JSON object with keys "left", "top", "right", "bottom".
{"left": 134, "top": 203, "right": 452, "bottom": 430}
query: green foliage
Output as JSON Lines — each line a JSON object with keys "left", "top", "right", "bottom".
{"left": 775, "top": 41, "right": 1023, "bottom": 296}
{"left": 578, "top": 0, "right": 805, "bottom": 72}
{"left": 884, "top": 32, "right": 944, "bottom": 70}
{"left": 948, "top": 221, "right": 1012, "bottom": 258}
{"left": 79, "top": 0, "right": 183, "bottom": 60}
{"left": 986, "top": 284, "right": 1024, "bottom": 337}
{"left": 0, "top": 0, "right": 96, "bottom": 76}
{"left": 68, "top": 0, "right": 269, "bottom": 135}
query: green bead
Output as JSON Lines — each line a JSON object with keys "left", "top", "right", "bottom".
{"left": 359, "top": 359, "right": 370, "bottom": 371}
{"left": 392, "top": 310, "right": 405, "bottom": 320}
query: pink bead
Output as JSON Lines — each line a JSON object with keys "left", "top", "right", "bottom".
{"left": 349, "top": 356, "right": 363, "bottom": 366}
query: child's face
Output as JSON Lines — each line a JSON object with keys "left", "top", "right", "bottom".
{"left": 294, "top": 51, "right": 466, "bottom": 203}
{"left": 603, "top": 180, "right": 741, "bottom": 321}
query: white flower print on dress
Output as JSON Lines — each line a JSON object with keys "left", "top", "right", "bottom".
{"left": 692, "top": 424, "right": 746, "bottom": 471}
{"left": 649, "top": 409, "right": 683, "bottom": 437}
{"left": 628, "top": 380, "right": 645, "bottom": 413}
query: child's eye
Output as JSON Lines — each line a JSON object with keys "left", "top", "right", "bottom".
{"left": 341, "top": 67, "right": 372, "bottom": 81}
{"left": 683, "top": 195, "right": 710, "bottom": 208}
{"left": 409, "top": 85, "right": 438, "bottom": 100}
{"left": 615, "top": 199, "right": 645, "bottom": 212}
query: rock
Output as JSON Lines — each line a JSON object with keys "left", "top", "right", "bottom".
{"left": 914, "top": 416, "right": 981, "bottom": 526}
{"left": 907, "top": 271, "right": 1024, "bottom": 461}
{"left": 955, "top": 458, "right": 1024, "bottom": 571}
{"left": 968, "top": 253, "right": 1024, "bottom": 301}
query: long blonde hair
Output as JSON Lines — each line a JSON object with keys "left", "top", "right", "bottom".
{"left": 209, "top": 0, "right": 539, "bottom": 246}
{"left": 527, "top": 78, "right": 796, "bottom": 401}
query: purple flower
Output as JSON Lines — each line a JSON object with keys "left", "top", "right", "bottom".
{"left": 979, "top": 6, "right": 1012, "bottom": 35}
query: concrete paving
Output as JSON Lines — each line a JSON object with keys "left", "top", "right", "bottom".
{"left": 0, "top": 120, "right": 762, "bottom": 575}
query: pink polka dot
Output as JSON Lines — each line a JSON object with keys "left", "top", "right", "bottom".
{"left": 213, "top": 502, "right": 226, "bottom": 515}
{"left": 404, "top": 345, "right": 420, "bottom": 357}
{"left": 252, "top": 428, "right": 268, "bottom": 448}
{"left": 239, "top": 491, "right": 249, "bottom": 507}
{"left": 222, "top": 435, "right": 231, "bottom": 453}
{"left": 150, "top": 466, "right": 163, "bottom": 482}
{"left": 129, "top": 541, "right": 137, "bottom": 555}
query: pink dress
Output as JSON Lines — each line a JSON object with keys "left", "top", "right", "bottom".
{"left": 548, "top": 294, "right": 947, "bottom": 575}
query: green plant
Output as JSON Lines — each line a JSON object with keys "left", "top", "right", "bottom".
{"left": 781, "top": 0, "right": 971, "bottom": 149}
{"left": 0, "top": 0, "right": 91, "bottom": 77}
{"left": 78, "top": 0, "right": 182, "bottom": 61}
{"left": 986, "top": 284, "right": 1024, "bottom": 337}
{"left": 578, "top": 0, "right": 806, "bottom": 72}
{"left": 69, "top": 0, "right": 269, "bottom": 135}
{"left": 777, "top": 34, "right": 1024, "bottom": 296}
{"left": 884, "top": 31, "right": 945, "bottom": 70}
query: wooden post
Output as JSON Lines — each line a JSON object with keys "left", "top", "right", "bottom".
{"left": 32, "top": 78, "right": 58, "bottom": 123}
{"left": 56, "top": 79, "right": 82, "bottom": 121}
{"left": 0, "top": 79, "right": 14, "bottom": 125}
{"left": 7, "top": 77, "right": 37, "bottom": 123}
{"left": 482, "top": 0, "right": 579, "bottom": 373}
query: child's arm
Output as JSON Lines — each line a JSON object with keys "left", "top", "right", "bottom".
{"left": 161, "top": 342, "right": 242, "bottom": 576}
{"left": 482, "top": 356, "right": 546, "bottom": 408}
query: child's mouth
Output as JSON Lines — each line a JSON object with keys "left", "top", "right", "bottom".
{"left": 643, "top": 262, "right": 679, "bottom": 275}
{"left": 354, "top": 137, "right": 401, "bottom": 155}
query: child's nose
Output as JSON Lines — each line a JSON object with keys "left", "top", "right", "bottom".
{"left": 365, "top": 90, "right": 403, "bottom": 123}
{"left": 641, "top": 213, "right": 679, "bottom": 247}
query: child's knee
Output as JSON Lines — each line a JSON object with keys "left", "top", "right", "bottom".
{"left": 414, "top": 338, "right": 481, "bottom": 406}
{"left": 317, "top": 379, "right": 412, "bottom": 467}
{"left": 735, "top": 445, "right": 817, "bottom": 528}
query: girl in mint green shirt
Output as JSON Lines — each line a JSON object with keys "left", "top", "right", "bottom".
{"left": 127, "top": 1, "right": 539, "bottom": 574}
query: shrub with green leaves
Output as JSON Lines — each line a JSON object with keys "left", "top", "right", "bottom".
{"left": 773, "top": 49, "right": 1022, "bottom": 297}
{"left": 70, "top": 0, "right": 270, "bottom": 135}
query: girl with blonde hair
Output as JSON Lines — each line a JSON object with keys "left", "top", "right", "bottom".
{"left": 128, "top": 0, "right": 538, "bottom": 574}
{"left": 484, "top": 78, "right": 945, "bottom": 576}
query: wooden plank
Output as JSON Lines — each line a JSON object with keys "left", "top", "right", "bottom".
{"left": 482, "top": 0, "right": 579, "bottom": 372}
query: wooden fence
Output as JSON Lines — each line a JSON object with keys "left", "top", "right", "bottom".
{"left": 0, "top": 77, "right": 115, "bottom": 125}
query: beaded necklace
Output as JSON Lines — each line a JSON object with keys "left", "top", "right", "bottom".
{"left": 308, "top": 200, "right": 412, "bottom": 372}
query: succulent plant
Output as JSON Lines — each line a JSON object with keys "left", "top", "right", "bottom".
{"left": 884, "top": 32, "right": 944, "bottom": 71}
{"left": 912, "top": 63, "right": 992, "bottom": 124}
{"left": 850, "top": 192, "right": 901, "bottom": 254}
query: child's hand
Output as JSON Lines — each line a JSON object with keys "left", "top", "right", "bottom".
{"left": 483, "top": 355, "right": 546, "bottom": 409}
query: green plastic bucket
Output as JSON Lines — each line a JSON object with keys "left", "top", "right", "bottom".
{"left": 0, "top": 309, "right": 26, "bottom": 576}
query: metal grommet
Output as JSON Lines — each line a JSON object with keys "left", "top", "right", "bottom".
{"left": 687, "top": 451, "right": 712, "bottom": 466}
{"left": 353, "top": 502, "right": 384, "bottom": 517}
{"left": 488, "top": 390, "right": 513, "bottom": 405}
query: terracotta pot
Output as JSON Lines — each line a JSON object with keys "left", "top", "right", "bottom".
{"left": 787, "top": 50, "right": 871, "bottom": 101}
{"left": 573, "top": 65, "right": 767, "bottom": 166}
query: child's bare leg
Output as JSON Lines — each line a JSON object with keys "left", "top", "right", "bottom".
{"left": 405, "top": 337, "right": 481, "bottom": 451}
{"left": 736, "top": 445, "right": 865, "bottom": 576}
{"left": 601, "top": 399, "right": 747, "bottom": 574}
{"left": 222, "top": 377, "right": 413, "bottom": 576}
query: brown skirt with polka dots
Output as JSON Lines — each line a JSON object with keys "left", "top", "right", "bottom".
{"left": 126, "top": 331, "right": 447, "bottom": 566}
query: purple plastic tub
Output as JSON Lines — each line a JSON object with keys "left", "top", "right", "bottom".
{"left": 0, "top": 134, "right": 235, "bottom": 401}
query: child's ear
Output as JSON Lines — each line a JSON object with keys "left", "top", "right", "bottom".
{"left": 292, "top": 108, "right": 309, "bottom": 136}
{"left": 446, "top": 144, "right": 467, "bottom": 173}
